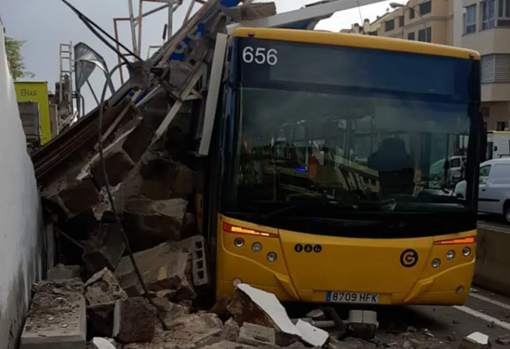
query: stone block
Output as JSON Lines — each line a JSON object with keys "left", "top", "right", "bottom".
{"left": 47, "top": 264, "right": 81, "bottom": 280}
{"left": 20, "top": 286, "right": 86, "bottom": 349}
{"left": 239, "top": 322, "right": 276, "bottom": 347}
{"left": 42, "top": 171, "right": 99, "bottom": 214}
{"left": 84, "top": 268, "right": 128, "bottom": 336}
{"left": 113, "top": 297, "right": 157, "bottom": 344}
{"left": 89, "top": 132, "right": 135, "bottom": 188}
{"left": 227, "top": 288, "right": 276, "bottom": 328}
{"left": 123, "top": 197, "right": 188, "bottom": 240}
{"left": 82, "top": 222, "right": 126, "bottom": 274}
{"left": 115, "top": 242, "right": 195, "bottom": 299}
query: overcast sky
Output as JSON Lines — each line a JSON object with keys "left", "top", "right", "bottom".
{"left": 0, "top": 0, "right": 402, "bottom": 112}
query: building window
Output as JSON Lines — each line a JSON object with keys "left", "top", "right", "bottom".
{"left": 385, "top": 19, "right": 395, "bottom": 31}
{"left": 408, "top": 32, "right": 415, "bottom": 40}
{"left": 398, "top": 15, "right": 404, "bottom": 27}
{"left": 409, "top": 7, "right": 415, "bottom": 19}
{"left": 465, "top": 5, "right": 477, "bottom": 33}
{"left": 497, "top": 121, "right": 508, "bottom": 131}
{"left": 482, "top": 0, "right": 496, "bottom": 29}
{"left": 418, "top": 27, "right": 432, "bottom": 42}
{"left": 419, "top": 0, "right": 432, "bottom": 15}
{"left": 498, "top": 0, "right": 510, "bottom": 26}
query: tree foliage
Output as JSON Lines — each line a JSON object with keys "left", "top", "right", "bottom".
{"left": 4, "top": 36, "right": 34, "bottom": 80}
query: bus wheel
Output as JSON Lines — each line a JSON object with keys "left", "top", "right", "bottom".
{"left": 504, "top": 201, "right": 510, "bottom": 224}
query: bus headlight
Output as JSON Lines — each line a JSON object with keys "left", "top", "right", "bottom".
{"left": 252, "top": 242, "right": 262, "bottom": 252}
{"left": 462, "top": 247, "right": 471, "bottom": 257}
{"left": 234, "top": 238, "right": 244, "bottom": 248}
{"left": 432, "top": 258, "right": 441, "bottom": 268}
{"left": 267, "top": 252, "right": 277, "bottom": 262}
{"left": 446, "top": 250, "right": 455, "bottom": 260}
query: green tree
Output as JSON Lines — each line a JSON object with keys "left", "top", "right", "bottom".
{"left": 4, "top": 36, "right": 34, "bottom": 80}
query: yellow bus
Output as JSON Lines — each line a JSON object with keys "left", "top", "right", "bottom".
{"left": 209, "top": 28, "right": 482, "bottom": 306}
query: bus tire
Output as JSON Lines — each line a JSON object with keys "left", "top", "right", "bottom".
{"left": 503, "top": 201, "right": 510, "bottom": 224}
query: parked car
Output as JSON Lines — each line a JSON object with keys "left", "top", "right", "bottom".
{"left": 429, "top": 156, "right": 466, "bottom": 186}
{"left": 454, "top": 158, "right": 510, "bottom": 223}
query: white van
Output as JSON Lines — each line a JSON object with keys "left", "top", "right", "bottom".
{"left": 454, "top": 158, "right": 510, "bottom": 223}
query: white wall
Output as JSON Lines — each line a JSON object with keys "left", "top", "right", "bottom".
{"left": 0, "top": 19, "right": 44, "bottom": 349}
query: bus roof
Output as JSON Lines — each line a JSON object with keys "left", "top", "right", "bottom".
{"left": 232, "top": 27, "right": 480, "bottom": 61}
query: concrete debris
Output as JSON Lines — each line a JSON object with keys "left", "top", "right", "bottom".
{"left": 115, "top": 242, "right": 195, "bottom": 299}
{"left": 147, "top": 313, "right": 225, "bottom": 348}
{"left": 229, "top": 284, "right": 328, "bottom": 347}
{"left": 222, "top": 2, "right": 277, "bottom": 22}
{"left": 460, "top": 332, "right": 490, "bottom": 349}
{"left": 84, "top": 268, "right": 128, "bottom": 336}
{"left": 328, "top": 337, "right": 377, "bottom": 349}
{"left": 210, "top": 296, "right": 230, "bottom": 320}
{"left": 47, "top": 263, "right": 81, "bottom": 280}
{"left": 307, "top": 309, "right": 326, "bottom": 321}
{"left": 346, "top": 310, "right": 378, "bottom": 340}
{"left": 20, "top": 280, "right": 86, "bottom": 349}
{"left": 238, "top": 322, "right": 277, "bottom": 347}
{"left": 43, "top": 170, "right": 99, "bottom": 215}
{"left": 222, "top": 318, "right": 241, "bottom": 342}
{"left": 91, "top": 337, "right": 118, "bottom": 349}
{"left": 89, "top": 130, "right": 136, "bottom": 188}
{"left": 82, "top": 222, "right": 126, "bottom": 273}
{"left": 496, "top": 334, "right": 510, "bottom": 345}
{"left": 123, "top": 197, "right": 188, "bottom": 240}
{"left": 151, "top": 297, "right": 190, "bottom": 327}
{"left": 113, "top": 297, "right": 157, "bottom": 343}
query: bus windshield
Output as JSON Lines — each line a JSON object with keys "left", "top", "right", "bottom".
{"left": 223, "top": 38, "right": 477, "bottom": 222}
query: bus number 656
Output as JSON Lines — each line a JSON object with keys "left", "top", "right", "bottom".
{"left": 242, "top": 46, "right": 278, "bottom": 66}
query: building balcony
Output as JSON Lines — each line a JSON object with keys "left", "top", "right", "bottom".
{"left": 462, "top": 28, "right": 510, "bottom": 55}
{"left": 482, "top": 83, "right": 510, "bottom": 102}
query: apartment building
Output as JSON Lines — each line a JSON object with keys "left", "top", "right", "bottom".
{"left": 461, "top": 0, "right": 510, "bottom": 131}
{"left": 346, "top": 0, "right": 454, "bottom": 44}
{"left": 345, "top": 0, "right": 510, "bottom": 131}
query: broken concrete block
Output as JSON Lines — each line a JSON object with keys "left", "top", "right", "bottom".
{"left": 169, "top": 235, "right": 209, "bottom": 286}
{"left": 20, "top": 283, "right": 87, "bottom": 349}
{"left": 209, "top": 297, "right": 229, "bottom": 320}
{"left": 113, "top": 297, "right": 157, "bottom": 344}
{"left": 61, "top": 208, "right": 100, "bottom": 240}
{"left": 230, "top": 284, "right": 328, "bottom": 348}
{"left": 222, "top": 318, "right": 240, "bottom": 342}
{"left": 151, "top": 288, "right": 178, "bottom": 301}
{"left": 84, "top": 268, "right": 128, "bottom": 336}
{"left": 222, "top": 2, "right": 277, "bottom": 22}
{"left": 89, "top": 132, "right": 135, "bottom": 188}
{"left": 459, "top": 332, "right": 491, "bottom": 349}
{"left": 159, "top": 313, "right": 224, "bottom": 348}
{"left": 152, "top": 297, "right": 190, "bottom": 327}
{"left": 123, "top": 197, "right": 187, "bottom": 240}
{"left": 115, "top": 242, "right": 195, "bottom": 299}
{"left": 201, "top": 341, "right": 257, "bottom": 349}
{"left": 227, "top": 287, "right": 276, "bottom": 329}
{"left": 497, "top": 334, "right": 510, "bottom": 345}
{"left": 138, "top": 154, "right": 195, "bottom": 200}
{"left": 91, "top": 337, "right": 118, "bottom": 349}
{"left": 82, "top": 222, "right": 126, "bottom": 274}
{"left": 47, "top": 264, "right": 81, "bottom": 280}
{"left": 32, "top": 278, "right": 84, "bottom": 294}
{"left": 239, "top": 322, "right": 277, "bottom": 347}
{"left": 42, "top": 172, "right": 99, "bottom": 214}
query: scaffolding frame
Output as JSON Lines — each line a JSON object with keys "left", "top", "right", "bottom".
{"left": 113, "top": 0, "right": 201, "bottom": 84}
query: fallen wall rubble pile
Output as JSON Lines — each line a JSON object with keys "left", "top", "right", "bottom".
{"left": 20, "top": 272, "right": 331, "bottom": 349}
